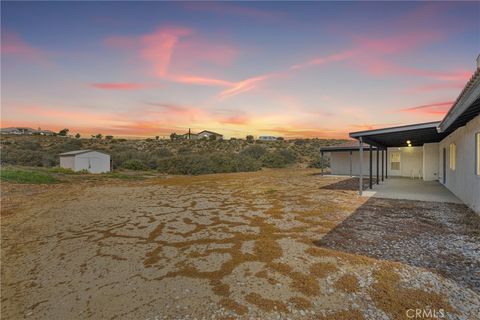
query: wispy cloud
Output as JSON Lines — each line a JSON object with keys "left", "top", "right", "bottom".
{"left": 92, "top": 82, "right": 148, "bottom": 90}
{"left": 398, "top": 101, "right": 454, "bottom": 115}
{"left": 1, "top": 31, "right": 49, "bottom": 64}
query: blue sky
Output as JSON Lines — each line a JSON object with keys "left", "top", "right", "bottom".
{"left": 2, "top": 1, "right": 479, "bottom": 138}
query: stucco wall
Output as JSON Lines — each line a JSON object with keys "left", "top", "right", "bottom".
{"left": 330, "top": 146, "right": 423, "bottom": 178}
{"left": 74, "top": 152, "right": 111, "bottom": 173}
{"left": 438, "top": 114, "right": 480, "bottom": 213}
{"left": 330, "top": 151, "right": 379, "bottom": 176}
{"left": 60, "top": 156, "right": 75, "bottom": 170}
{"left": 388, "top": 146, "right": 423, "bottom": 178}
{"left": 423, "top": 143, "right": 439, "bottom": 181}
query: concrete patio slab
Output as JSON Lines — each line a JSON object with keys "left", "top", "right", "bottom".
{"left": 362, "top": 177, "right": 462, "bottom": 203}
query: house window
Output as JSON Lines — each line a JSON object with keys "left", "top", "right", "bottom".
{"left": 476, "top": 132, "right": 480, "bottom": 176}
{"left": 391, "top": 152, "right": 400, "bottom": 170}
{"left": 449, "top": 143, "right": 456, "bottom": 170}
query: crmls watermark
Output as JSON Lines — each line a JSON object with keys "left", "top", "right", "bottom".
{"left": 406, "top": 309, "right": 445, "bottom": 318}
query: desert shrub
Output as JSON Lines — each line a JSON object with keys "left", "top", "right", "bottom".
{"left": 309, "top": 156, "right": 330, "bottom": 169}
{"left": 2, "top": 149, "right": 44, "bottom": 166}
{"left": 0, "top": 168, "right": 57, "bottom": 184}
{"left": 122, "top": 159, "right": 146, "bottom": 170}
{"left": 240, "top": 145, "right": 267, "bottom": 160}
{"left": 260, "top": 149, "right": 297, "bottom": 168}
{"left": 157, "top": 152, "right": 260, "bottom": 175}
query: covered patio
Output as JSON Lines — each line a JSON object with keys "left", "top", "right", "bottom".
{"left": 349, "top": 121, "right": 448, "bottom": 195}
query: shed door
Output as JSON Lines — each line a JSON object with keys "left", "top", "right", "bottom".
{"left": 390, "top": 151, "right": 401, "bottom": 176}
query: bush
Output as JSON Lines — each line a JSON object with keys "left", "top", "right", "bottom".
{"left": 157, "top": 153, "right": 261, "bottom": 175}
{"left": 260, "top": 149, "right": 297, "bottom": 168}
{"left": 0, "top": 168, "right": 57, "bottom": 184}
{"left": 122, "top": 159, "right": 146, "bottom": 170}
{"left": 240, "top": 145, "right": 267, "bottom": 160}
{"left": 309, "top": 156, "right": 330, "bottom": 169}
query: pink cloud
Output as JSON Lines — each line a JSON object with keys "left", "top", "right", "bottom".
{"left": 398, "top": 101, "right": 454, "bottom": 115}
{"left": 1, "top": 32, "right": 48, "bottom": 63}
{"left": 92, "top": 82, "right": 148, "bottom": 90}
{"left": 218, "top": 74, "right": 274, "bottom": 99}
{"left": 168, "top": 75, "right": 233, "bottom": 87}
{"left": 139, "top": 27, "right": 192, "bottom": 77}
{"left": 404, "top": 82, "right": 466, "bottom": 94}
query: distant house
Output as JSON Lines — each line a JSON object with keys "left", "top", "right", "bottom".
{"left": 0, "top": 127, "right": 36, "bottom": 135}
{"left": 59, "top": 150, "right": 111, "bottom": 173}
{"left": 258, "top": 136, "right": 278, "bottom": 142}
{"left": 177, "top": 130, "right": 223, "bottom": 140}
{"left": 36, "top": 129, "right": 55, "bottom": 136}
{"left": 0, "top": 127, "right": 56, "bottom": 135}
{"left": 197, "top": 130, "right": 223, "bottom": 140}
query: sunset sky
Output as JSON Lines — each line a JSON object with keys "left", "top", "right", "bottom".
{"left": 1, "top": 1, "right": 479, "bottom": 138}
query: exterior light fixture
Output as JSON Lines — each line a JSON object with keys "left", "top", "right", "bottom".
{"left": 406, "top": 140, "right": 411, "bottom": 144}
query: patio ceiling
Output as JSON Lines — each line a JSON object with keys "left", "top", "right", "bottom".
{"left": 349, "top": 121, "right": 448, "bottom": 148}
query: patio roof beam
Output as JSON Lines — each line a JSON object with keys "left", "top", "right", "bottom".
{"left": 376, "top": 148, "right": 379, "bottom": 185}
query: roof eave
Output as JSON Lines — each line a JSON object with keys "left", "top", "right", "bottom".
{"left": 438, "top": 71, "right": 480, "bottom": 133}
{"left": 349, "top": 121, "right": 441, "bottom": 138}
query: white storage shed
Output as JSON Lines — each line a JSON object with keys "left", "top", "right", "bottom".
{"left": 59, "top": 150, "right": 111, "bottom": 173}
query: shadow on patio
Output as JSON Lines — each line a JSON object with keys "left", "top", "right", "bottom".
{"left": 313, "top": 197, "right": 480, "bottom": 293}
{"left": 319, "top": 177, "right": 370, "bottom": 191}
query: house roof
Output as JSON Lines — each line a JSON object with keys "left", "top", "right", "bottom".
{"left": 348, "top": 64, "right": 480, "bottom": 148}
{"left": 349, "top": 122, "right": 446, "bottom": 148}
{"left": 320, "top": 140, "right": 376, "bottom": 152}
{"left": 198, "top": 130, "right": 223, "bottom": 136}
{"left": 59, "top": 149, "right": 110, "bottom": 156}
{"left": 438, "top": 67, "right": 480, "bottom": 134}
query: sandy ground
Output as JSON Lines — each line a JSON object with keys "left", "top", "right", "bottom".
{"left": 1, "top": 169, "right": 479, "bottom": 320}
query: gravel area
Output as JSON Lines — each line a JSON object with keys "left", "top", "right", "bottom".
{"left": 2, "top": 169, "right": 479, "bottom": 319}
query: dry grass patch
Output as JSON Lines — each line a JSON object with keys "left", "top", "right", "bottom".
{"left": 309, "top": 261, "right": 337, "bottom": 278}
{"left": 306, "top": 247, "right": 374, "bottom": 266}
{"left": 245, "top": 293, "right": 288, "bottom": 313}
{"left": 290, "top": 271, "right": 320, "bottom": 296}
{"left": 219, "top": 298, "right": 248, "bottom": 315}
{"left": 334, "top": 274, "right": 359, "bottom": 293}
{"left": 369, "top": 268, "right": 456, "bottom": 320}
{"left": 288, "top": 296, "right": 312, "bottom": 309}
{"left": 317, "top": 309, "right": 365, "bottom": 320}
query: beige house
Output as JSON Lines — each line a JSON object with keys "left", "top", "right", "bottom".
{"left": 322, "top": 60, "right": 480, "bottom": 213}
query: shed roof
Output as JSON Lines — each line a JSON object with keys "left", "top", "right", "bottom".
{"left": 59, "top": 149, "right": 110, "bottom": 156}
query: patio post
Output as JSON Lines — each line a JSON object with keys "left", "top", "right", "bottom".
{"left": 385, "top": 148, "right": 388, "bottom": 179}
{"left": 359, "top": 137, "right": 363, "bottom": 195}
{"left": 381, "top": 149, "right": 384, "bottom": 181}
{"left": 349, "top": 150, "right": 352, "bottom": 177}
{"left": 376, "top": 148, "right": 379, "bottom": 184}
{"left": 369, "top": 145, "right": 373, "bottom": 189}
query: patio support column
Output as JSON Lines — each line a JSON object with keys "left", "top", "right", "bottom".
{"left": 385, "top": 148, "right": 388, "bottom": 179}
{"left": 381, "top": 149, "right": 384, "bottom": 181}
{"left": 349, "top": 150, "right": 352, "bottom": 177}
{"left": 376, "top": 148, "right": 379, "bottom": 184}
{"left": 359, "top": 137, "right": 363, "bottom": 195}
{"left": 320, "top": 151, "right": 324, "bottom": 176}
{"left": 369, "top": 145, "right": 373, "bottom": 189}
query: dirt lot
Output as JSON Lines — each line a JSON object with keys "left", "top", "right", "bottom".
{"left": 1, "top": 169, "right": 479, "bottom": 319}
